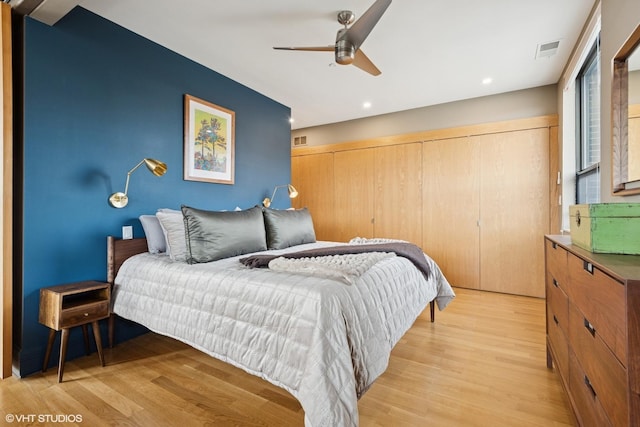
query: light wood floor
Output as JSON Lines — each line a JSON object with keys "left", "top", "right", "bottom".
{"left": 0, "top": 288, "right": 574, "bottom": 426}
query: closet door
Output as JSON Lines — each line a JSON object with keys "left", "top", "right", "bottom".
{"left": 422, "top": 137, "right": 480, "bottom": 289}
{"left": 291, "top": 153, "right": 337, "bottom": 241}
{"left": 374, "top": 143, "right": 423, "bottom": 244}
{"left": 478, "top": 128, "right": 549, "bottom": 297}
{"left": 334, "top": 149, "right": 375, "bottom": 242}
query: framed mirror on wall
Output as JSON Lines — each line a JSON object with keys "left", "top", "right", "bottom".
{"left": 612, "top": 24, "right": 640, "bottom": 195}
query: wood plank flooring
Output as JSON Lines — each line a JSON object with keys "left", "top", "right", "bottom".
{"left": 0, "top": 288, "right": 574, "bottom": 426}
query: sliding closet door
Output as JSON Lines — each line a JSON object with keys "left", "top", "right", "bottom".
{"left": 334, "top": 148, "right": 375, "bottom": 242}
{"left": 478, "top": 128, "right": 549, "bottom": 297}
{"left": 291, "top": 153, "right": 337, "bottom": 241}
{"left": 422, "top": 137, "right": 480, "bottom": 289}
{"left": 374, "top": 143, "right": 422, "bottom": 244}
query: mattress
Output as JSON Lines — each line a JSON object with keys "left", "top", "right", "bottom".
{"left": 112, "top": 241, "right": 455, "bottom": 426}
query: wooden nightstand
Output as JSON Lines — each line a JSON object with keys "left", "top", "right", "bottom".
{"left": 39, "top": 281, "right": 110, "bottom": 382}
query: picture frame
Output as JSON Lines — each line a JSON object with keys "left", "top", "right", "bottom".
{"left": 184, "top": 94, "right": 235, "bottom": 184}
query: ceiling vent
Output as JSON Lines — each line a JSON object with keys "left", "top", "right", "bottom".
{"left": 536, "top": 40, "right": 560, "bottom": 59}
{"left": 292, "top": 136, "right": 307, "bottom": 147}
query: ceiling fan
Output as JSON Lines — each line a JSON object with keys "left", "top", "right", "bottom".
{"left": 273, "top": 0, "right": 392, "bottom": 76}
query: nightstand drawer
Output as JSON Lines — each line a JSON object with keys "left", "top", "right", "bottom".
{"left": 60, "top": 300, "right": 109, "bottom": 328}
{"left": 39, "top": 281, "right": 111, "bottom": 331}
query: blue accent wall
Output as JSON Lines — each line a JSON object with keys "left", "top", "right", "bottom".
{"left": 20, "top": 7, "right": 291, "bottom": 376}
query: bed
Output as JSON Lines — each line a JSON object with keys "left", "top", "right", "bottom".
{"left": 106, "top": 206, "right": 455, "bottom": 427}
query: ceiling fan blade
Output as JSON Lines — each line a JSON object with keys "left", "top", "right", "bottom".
{"left": 273, "top": 46, "right": 333, "bottom": 52}
{"left": 352, "top": 49, "right": 381, "bottom": 76}
{"left": 341, "top": 0, "right": 392, "bottom": 49}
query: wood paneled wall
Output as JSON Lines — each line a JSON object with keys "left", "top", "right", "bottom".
{"left": 292, "top": 115, "right": 559, "bottom": 298}
{"left": 1, "top": 1, "right": 12, "bottom": 379}
{"left": 291, "top": 153, "right": 336, "bottom": 241}
{"left": 423, "top": 137, "right": 481, "bottom": 289}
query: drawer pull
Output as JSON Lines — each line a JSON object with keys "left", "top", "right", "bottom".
{"left": 584, "top": 318, "right": 596, "bottom": 337}
{"left": 553, "top": 315, "right": 559, "bottom": 325}
{"left": 84, "top": 313, "right": 89, "bottom": 317}
{"left": 584, "top": 375, "right": 597, "bottom": 398}
{"left": 552, "top": 242, "right": 557, "bottom": 249}
{"left": 552, "top": 278, "right": 559, "bottom": 288}
{"left": 583, "top": 261, "right": 594, "bottom": 274}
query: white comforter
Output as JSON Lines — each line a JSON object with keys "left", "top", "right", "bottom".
{"left": 112, "top": 241, "right": 455, "bottom": 426}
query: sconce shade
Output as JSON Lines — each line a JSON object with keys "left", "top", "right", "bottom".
{"left": 144, "top": 158, "right": 168, "bottom": 177}
{"left": 109, "top": 158, "right": 167, "bottom": 208}
{"left": 263, "top": 184, "right": 298, "bottom": 208}
{"left": 287, "top": 184, "right": 299, "bottom": 198}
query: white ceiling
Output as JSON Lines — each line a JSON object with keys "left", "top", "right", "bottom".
{"left": 43, "top": 0, "right": 595, "bottom": 129}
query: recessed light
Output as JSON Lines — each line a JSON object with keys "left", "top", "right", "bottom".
{"left": 363, "top": 102, "right": 372, "bottom": 109}
{"left": 482, "top": 77, "right": 493, "bottom": 85}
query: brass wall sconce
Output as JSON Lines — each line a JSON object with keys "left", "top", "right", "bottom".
{"left": 262, "top": 184, "right": 298, "bottom": 208}
{"left": 109, "top": 158, "right": 167, "bottom": 208}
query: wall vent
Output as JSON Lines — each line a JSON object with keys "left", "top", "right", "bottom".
{"left": 293, "top": 135, "right": 307, "bottom": 147}
{"left": 536, "top": 40, "right": 560, "bottom": 59}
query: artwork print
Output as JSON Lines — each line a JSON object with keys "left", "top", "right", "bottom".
{"left": 184, "top": 94, "right": 235, "bottom": 184}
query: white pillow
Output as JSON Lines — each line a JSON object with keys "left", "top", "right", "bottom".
{"left": 156, "top": 210, "right": 187, "bottom": 262}
{"left": 139, "top": 215, "right": 166, "bottom": 254}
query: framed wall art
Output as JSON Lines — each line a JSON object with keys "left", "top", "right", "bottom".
{"left": 184, "top": 94, "right": 235, "bottom": 184}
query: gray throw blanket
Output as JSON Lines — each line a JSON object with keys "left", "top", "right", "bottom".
{"left": 240, "top": 242, "right": 431, "bottom": 280}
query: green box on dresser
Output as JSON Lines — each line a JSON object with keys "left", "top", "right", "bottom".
{"left": 569, "top": 203, "right": 640, "bottom": 254}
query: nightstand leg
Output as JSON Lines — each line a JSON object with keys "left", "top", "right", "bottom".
{"left": 42, "top": 329, "right": 56, "bottom": 372}
{"left": 58, "top": 328, "right": 70, "bottom": 383}
{"left": 92, "top": 321, "right": 105, "bottom": 367}
{"left": 81, "top": 324, "right": 90, "bottom": 355}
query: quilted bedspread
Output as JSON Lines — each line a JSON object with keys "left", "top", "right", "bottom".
{"left": 112, "top": 241, "right": 455, "bottom": 426}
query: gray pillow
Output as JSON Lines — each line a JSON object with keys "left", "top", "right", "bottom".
{"left": 263, "top": 207, "right": 316, "bottom": 250}
{"left": 182, "top": 205, "right": 267, "bottom": 264}
{"left": 139, "top": 215, "right": 166, "bottom": 254}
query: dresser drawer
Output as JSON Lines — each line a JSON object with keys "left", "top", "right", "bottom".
{"left": 547, "top": 302, "right": 569, "bottom": 382}
{"left": 547, "top": 271, "right": 568, "bottom": 335}
{"left": 569, "top": 303, "right": 627, "bottom": 426}
{"left": 569, "top": 351, "right": 613, "bottom": 427}
{"left": 567, "top": 252, "right": 627, "bottom": 366}
{"left": 60, "top": 300, "right": 109, "bottom": 328}
{"left": 545, "top": 239, "right": 568, "bottom": 292}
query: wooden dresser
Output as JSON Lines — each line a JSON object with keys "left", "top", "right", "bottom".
{"left": 545, "top": 235, "right": 640, "bottom": 427}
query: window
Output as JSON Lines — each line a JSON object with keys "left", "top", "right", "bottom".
{"left": 575, "top": 37, "right": 601, "bottom": 203}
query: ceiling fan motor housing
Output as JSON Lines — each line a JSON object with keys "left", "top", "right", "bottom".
{"left": 335, "top": 39, "right": 355, "bottom": 64}
{"left": 335, "top": 28, "right": 355, "bottom": 64}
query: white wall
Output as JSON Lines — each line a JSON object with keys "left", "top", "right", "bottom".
{"left": 292, "top": 85, "right": 557, "bottom": 146}
{"left": 630, "top": 70, "right": 640, "bottom": 104}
